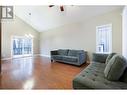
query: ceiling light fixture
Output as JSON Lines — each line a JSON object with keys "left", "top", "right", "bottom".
{"left": 49, "top": 5, "right": 64, "bottom": 12}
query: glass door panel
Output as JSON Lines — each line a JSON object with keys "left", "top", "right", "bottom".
{"left": 12, "top": 36, "right": 33, "bottom": 58}
{"left": 23, "top": 38, "right": 33, "bottom": 56}
{"left": 13, "top": 38, "right": 23, "bottom": 57}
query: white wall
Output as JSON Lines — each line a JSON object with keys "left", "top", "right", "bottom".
{"left": 2, "top": 16, "right": 40, "bottom": 59}
{"left": 122, "top": 6, "right": 127, "bottom": 59}
{"left": 40, "top": 9, "right": 122, "bottom": 61}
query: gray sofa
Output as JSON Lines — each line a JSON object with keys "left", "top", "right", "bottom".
{"left": 50, "top": 49, "right": 87, "bottom": 66}
{"left": 73, "top": 53, "right": 127, "bottom": 89}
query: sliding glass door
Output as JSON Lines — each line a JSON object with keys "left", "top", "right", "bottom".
{"left": 12, "top": 36, "right": 33, "bottom": 58}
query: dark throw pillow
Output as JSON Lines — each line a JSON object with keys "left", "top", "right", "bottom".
{"left": 104, "top": 54, "right": 127, "bottom": 81}
{"left": 105, "top": 53, "right": 116, "bottom": 65}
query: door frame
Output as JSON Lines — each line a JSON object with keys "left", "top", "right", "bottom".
{"left": 11, "top": 36, "right": 33, "bottom": 58}
{"left": 0, "top": 12, "right": 1, "bottom": 74}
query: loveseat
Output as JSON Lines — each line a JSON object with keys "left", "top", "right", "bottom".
{"left": 73, "top": 53, "right": 127, "bottom": 89}
{"left": 50, "top": 49, "right": 87, "bottom": 66}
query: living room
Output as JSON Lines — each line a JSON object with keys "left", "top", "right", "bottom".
{"left": 0, "top": 2, "right": 127, "bottom": 93}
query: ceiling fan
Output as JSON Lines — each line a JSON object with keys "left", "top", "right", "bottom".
{"left": 49, "top": 5, "right": 64, "bottom": 12}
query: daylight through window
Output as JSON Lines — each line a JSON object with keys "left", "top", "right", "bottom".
{"left": 96, "top": 24, "right": 112, "bottom": 53}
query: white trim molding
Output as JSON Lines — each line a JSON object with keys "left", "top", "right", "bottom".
{"left": 1, "top": 57, "right": 12, "bottom": 61}
{"left": 40, "top": 54, "right": 50, "bottom": 58}
{"left": 1, "top": 54, "right": 41, "bottom": 60}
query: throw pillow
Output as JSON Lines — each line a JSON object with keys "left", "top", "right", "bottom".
{"left": 105, "top": 53, "right": 116, "bottom": 65}
{"left": 104, "top": 54, "right": 127, "bottom": 81}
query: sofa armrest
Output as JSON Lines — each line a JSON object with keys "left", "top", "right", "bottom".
{"left": 92, "top": 53, "right": 109, "bottom": 63}
{"left": 50, "top": 50, "right": 59, "bottom": 62}
{"left": 77, "top": 51, "right": 87, "bottom": 64}
{"left": 50, "top": 50, "right": 58, "bottom": 55}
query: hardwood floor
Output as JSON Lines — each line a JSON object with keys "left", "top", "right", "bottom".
{"left": 0, "top": 56, "right": 89, "bottom": 89}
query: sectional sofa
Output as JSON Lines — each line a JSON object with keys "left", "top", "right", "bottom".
{"left": 50, "top": 49, "right": 87, "bottom": 66}
{"left": 73, "top": 53, "right": 127, "bottom": 89}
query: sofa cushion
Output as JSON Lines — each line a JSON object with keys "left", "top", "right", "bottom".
{"left": 92, "top": 53, "right": 108, "bottom": 63}
{"left": 63, "top": 56, "right": 78, "bottom": 63}
{"left": 68, "top": 50, "right": 83, "bottom": 57}
{"left": 58, "top": 49, "right": 68, "bottom": 56}
{"left": 52, "top": 55, "right": 63, "bottom": 60}
{"left": 105, "top": 53, "right": 116, "bottom": 65}
{"left": 73, "top": 62, "right": 127, "bottom": 89}
{"left": 104, "top": 54, "right": 127, "bottom": 81}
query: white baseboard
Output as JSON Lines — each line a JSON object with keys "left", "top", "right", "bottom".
{"left": 40, "top": 54, "right": 50, "bottom": 58}
{"left": 1, "top": 54, "right": 41, "bottom": 60}
{"left": 33, "top": 54, "right": 41, "bottom": 56}
{"left": 1, "top": 57, "right": 12, "bottom": 60}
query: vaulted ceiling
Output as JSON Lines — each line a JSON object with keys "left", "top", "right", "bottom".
{"left": 14, "top": 6, "right": 123, "bottom": 32}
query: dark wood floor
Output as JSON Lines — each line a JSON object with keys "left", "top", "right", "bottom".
{"left": 0, "top": 56, "right": 89, "bottom": 89}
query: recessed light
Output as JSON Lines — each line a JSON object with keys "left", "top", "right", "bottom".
{"left": 29, "top": 13, "right": 31, "bottom": 15}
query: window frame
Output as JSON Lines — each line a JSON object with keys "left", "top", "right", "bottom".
{"left": 96, "top": 23, "right": 112, "bottom": 54}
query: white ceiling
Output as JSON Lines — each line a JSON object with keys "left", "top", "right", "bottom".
{"left": 14, "top": 6, "right": 123, "bottom": 32}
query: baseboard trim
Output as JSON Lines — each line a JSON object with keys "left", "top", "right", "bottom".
{"left": 33, "top": 54, "right": 41, "bottom": 56}
{"left": 1, "top": 57, "right": 12, "bottom": 60}
{"left": 40, "top": 54, "right": 50, "bottom": 58}
{"left": 1, "top": 54, "right": 41, "bottom": 60}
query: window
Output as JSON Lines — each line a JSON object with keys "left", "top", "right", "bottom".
{"left": 96, "top": 24, "right": 112, "bottom": 53}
